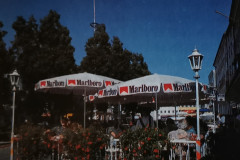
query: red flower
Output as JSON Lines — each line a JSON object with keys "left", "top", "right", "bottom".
{"left": 87, "top": 141, "right": 92, "bottom": 145}
{"left": 153, "top": 149, "right": 158, "bottom": 153}
{"left": 47, "top": 143, "right": 51, "bottom": 148}
{"left": 159, "top": 134, "right": 162, "bottom": 137}
{"left": 124, "top": 147, "right": 128, "bottom": 151}
{"left": 52, "top": 144, "right": 56, "bottom": 149}
{"left": 97, "top": 138, "right": 102, "bottom": 141}
{"left": 88, "top": 132, "right": 91, "bottom": 136}
{"left": 87, "top": 154, "right": 90, "bottom": 159}
{"left": 132, "top": 149, "right": 136, "bottom": 153}
{"left": 75, "top": 144, "right": 81, "bottom": 150}
{"left": 140, "top": 141, "right": 144, "bottom": 145}
{"left": 86, "top": 147, "right": 90, "bottom": 152}
{"left": 147, "top": 137, "right": 151, "bottom": 141}
{"left": 99, "top": 146, "right": 103, "bottom": 150}
{"left": 82, "top": 148, "right": 85, "bottom": 152}
{"left": 74, "top": 157, "right": 78, "bottom": 160}
{"left": 124, "top": 158, "right": 127, "bottom": 160}
{"left": 133, "top": 153, "right": 138, "bottom": 157}
{"left": 156, "top": 154, "right": 160, "bottom": 158}
{"left": 138, "top": 146, "right": 141, "bottom": 150}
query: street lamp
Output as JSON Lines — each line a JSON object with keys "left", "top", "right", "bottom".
{"left": 9, "top": 69, "right": 20, "bottom": 160}
{"left": 188, "top": 48, "right": 203, "bottom": 160}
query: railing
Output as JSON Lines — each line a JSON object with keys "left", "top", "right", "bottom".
{"left": 169, "top": 139, "right": 196, "bottom": 160}
{"left": 105, "top": 137, "right": 123, "bottom": 160}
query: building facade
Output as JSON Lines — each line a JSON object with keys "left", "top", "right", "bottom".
{"left": 212, "top": 0, "right": 240, "bottom": 114}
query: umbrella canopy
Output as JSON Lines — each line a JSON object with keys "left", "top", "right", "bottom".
{"left": 35, "top": 72, "right": 122, "bottom": 95}
{"left": 96, "top": 73, "right": 208, "bottom": 105}
{"left": 34, "top": 72, "right": 122, "bottom": 129}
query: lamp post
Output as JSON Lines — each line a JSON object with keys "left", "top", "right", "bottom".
{"left": 188, "top": 48, "right": 203, "bottom": 160}
{"left": 209, "top": 89, "right": 217, "bottom": 133}
{"left": 9, "top": 70, "right": 20, "bottom": 160}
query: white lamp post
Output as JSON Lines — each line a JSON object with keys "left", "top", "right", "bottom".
{"left": 188, "top": 48, "right": 203, "bottom": 139}
{"left": 9, "top": 69, "right": 20, "bottom": 160}
{"left": 188, "top": 48, "right": 203, "bottom": 160}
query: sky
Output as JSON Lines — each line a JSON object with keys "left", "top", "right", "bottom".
{"left": 0, "top": 0, "right": 232, "bottom": 84}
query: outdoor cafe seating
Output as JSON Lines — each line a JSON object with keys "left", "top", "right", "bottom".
{"left": 105, "top": 136, "right": 123, "bottom": 160}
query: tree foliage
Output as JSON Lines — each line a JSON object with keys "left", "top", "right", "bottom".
{"left": 9, "top": 10, "right": 77, "bottom": 125}
{"left": 80, "top": 24, "right": 150, "bottom": 81}
{"left": 39, "top": 10, "right": 76, "bottom": 78}
{"left": 10, "top": 10, "right": 76, "bottom": 92}
{"left": 0, "top": 21, "right": 13, "bottom": 106}
{"left": 80, "top": 24, "right": 111, "bottom": 76}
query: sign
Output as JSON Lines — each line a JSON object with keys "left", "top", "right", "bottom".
{"left": 119, "top": 84, "right": 160, "bottom": 95}
{"left": 89, "top": 95, "right": 95, "bottom": 101}
{"left": 98, "top": 88, "right": 118, "bottom": 98}
{"left": 67, "top": 79, "right": 103, "bottom": 87}
{"left": 40, "top": 80, "right": 65, "bottom": 88}
{"left": 163, "top": 83, "right": 192, "bottom": 93}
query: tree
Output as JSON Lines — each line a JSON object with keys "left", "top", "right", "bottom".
{"left": 39, "top": 10, "right": 76, "bottom": 78}
{"left": 80, "top": 24, "right": 112, "bottom": 76}
{"left": 0, "top": 21, "right": 13, "bottom": 106}
{"left": 11, "top": 16, "right": 40, "bottom": 92}
{"left": 10, "top": 10, "right": 77, "bottom": 124}
{"left": 80, "top": 24, "right": 150, "bottom": 81}
{"left": 11, "top": 10, "right": 76, "bottom": 92}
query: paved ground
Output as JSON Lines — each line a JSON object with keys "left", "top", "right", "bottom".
{"left": 0, "top": 143, "right": 10, "bottom": 160}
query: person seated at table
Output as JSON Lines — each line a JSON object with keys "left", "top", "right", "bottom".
{"left": 51, "top": 117, "right": 69, "bottom": 140}
{"left": 185, "top": 116, "right": 196, "bottom": 135}
{"left": 107, "top": 121, "right": 122, "bottom": 139}
{"left": 107, "top": 121, "right": 122, "bottom": 148}
{"left": 135, "top": 110, "right": 154, "bottom": 129}
{"left": 166, "top": 118, "right": 178, "bottom": 132}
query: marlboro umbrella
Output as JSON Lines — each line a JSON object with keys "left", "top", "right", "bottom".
{"left": 35, "top": 72, "right": 122, "bottom": 128}
{"left": 97, "top": 73, "right": 207, "bottom": 104}
{"left": 96, "top": 73, "right": 208, "bottom": 127}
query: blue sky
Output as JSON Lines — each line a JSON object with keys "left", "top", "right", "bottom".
{"left": 0, "top": 0, "right": 232, "bottom": 84}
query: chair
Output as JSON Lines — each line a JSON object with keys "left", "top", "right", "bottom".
{"left": 105, "top": 136, "right": 123, "bottom": 160}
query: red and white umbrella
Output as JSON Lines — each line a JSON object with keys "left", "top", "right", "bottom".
{"left": 97, "top": 73, "right": 208, "bottom": 105}
{"left": 35, "top": 72, "right": 122, "bottom": 128}
{"left": 35, "top": 72, "right": 121, "bottom": 95}
{"left": 96, "top": 73, "right": 208, "bottom": 128}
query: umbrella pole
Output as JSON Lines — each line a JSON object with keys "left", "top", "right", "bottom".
{"left": 118, "top": 102, "right": 121, "bottom": 128}
{"left": 155, "top": 93, "right": 158, "bottom": 128}
{"left": 175, "top": 106, "right": 177, "bottom": 121}
{"left": 84, "top": 88, "right": 86, "bottom": 129}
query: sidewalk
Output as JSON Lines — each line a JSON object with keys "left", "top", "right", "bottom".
{"left": 210, "top": 127, "right": 240, "bottom": 160}
{"left": 0, "top": 143, "right": 10, "bottom": 160}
